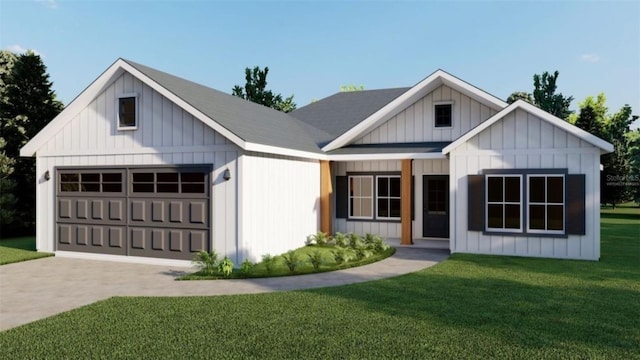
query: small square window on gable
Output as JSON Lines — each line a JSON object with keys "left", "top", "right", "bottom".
{"left": 434, "top": 102, "right": 453, "bottom": 127}
{"left": 117, "top": 94, "right": 138, "bottom": 130}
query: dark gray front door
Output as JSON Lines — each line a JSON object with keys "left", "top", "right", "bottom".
{"left": 56, "top": 166, "right": 210, "bottom": 260}
{"left": 422, "top": 175, "right": 449, "bottom": 238}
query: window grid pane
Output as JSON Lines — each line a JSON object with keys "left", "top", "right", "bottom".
{"left": 377, "top": 175, "right": 400, "bottom": 219}
{"left": 486, "top": 175, "right": 521, "bottom": 231}
{"left": 528, "top": 175, "right": 564, "bottom": 232}
{"left": 349, "top": 176, "right": 373, "bottom": 218}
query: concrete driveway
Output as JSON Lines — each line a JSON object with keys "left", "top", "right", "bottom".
{"left": 0, "top": 247, "right": 449, "bottom": 331}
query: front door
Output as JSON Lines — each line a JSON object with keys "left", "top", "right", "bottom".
{"left": 423, "top": 175, "right": 449, "bottom": 238}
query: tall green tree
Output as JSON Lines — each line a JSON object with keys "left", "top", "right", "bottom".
{"left": 506, "top": 91, "right": 533, "bottom": 105}
{"left": 0, "top": 50, "right": 63, "bottom": 235}
{"left": 508, "top": 70, "right": 573, "bottom": 120}
{"left": 625, "top": 128, "right": 640, "bottom": 204}
{"left": 232, "top": 66, "right": 296, "bottom": 113}
{"left": 574, "top": 104, "right": 604, "bottom": 139}
{"left": 600, "top": 105, "right": 635, "bottom": 208}
{"left": 532, "top": 71, "right": 573, "bottom": 119}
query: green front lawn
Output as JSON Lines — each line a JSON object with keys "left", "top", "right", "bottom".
{"left": 1, "top": 206, "right": 638, "bottom": 358}
{"left": 0, "top": 237, "right": 53, "bottom": 265}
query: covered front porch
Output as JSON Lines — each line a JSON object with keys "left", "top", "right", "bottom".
{"left": 319, "top": 143, "right": 452, "bottom": 249}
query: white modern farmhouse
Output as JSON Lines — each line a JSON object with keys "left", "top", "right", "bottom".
{"left": 21, "top": 59, "right": 613, "bottom": 265}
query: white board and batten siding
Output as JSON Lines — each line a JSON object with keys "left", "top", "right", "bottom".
{"left": 332, "top": 160, "right": 402, "bottom": 238}
{"left": 34, "top": 72, "right": 241, "bottom": 262}
{"left": 449, "top": 109, "right": 602, "bottom": 260}
{"left": 354, "top": 85, "right": 498, "bottom": 144}
{"left": 238, "top": 152, "right": 320, "bottom": 263}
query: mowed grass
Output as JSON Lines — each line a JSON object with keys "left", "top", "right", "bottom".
{"left": 1, "top": 206, "right": 638, "bottom": 358}
{"left": 0, "top": 237, "right": 53, "bottom": 265}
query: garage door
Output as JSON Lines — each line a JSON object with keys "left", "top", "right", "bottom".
{"left": 56, "top": 166, "right": 211, "bottom": 260}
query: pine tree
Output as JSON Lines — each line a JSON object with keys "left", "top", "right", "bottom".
{"left": 0, "top": 51, "right": 63, "bottom": 235}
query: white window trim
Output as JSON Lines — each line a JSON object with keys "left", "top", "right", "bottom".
{"left": 526, "top": 174, "right": 565, "bottom": 234}
{"left": 348, "top": 175, "right": 374, "bottom": 220}
{"left": 375, "top": 175, "right": 401, "bottom": 221}
{"left": 486, "top": 174, "right": 523, "bottom": 233}
{"left": 117, "top": 92, "right": 139, "bottom": 130}
{"left": 433, "top": 100, "right": 454, "bottom": 128}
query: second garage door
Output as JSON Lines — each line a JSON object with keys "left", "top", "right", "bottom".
{"left": 56, "top": 166, "right": 211, "bottom": 260}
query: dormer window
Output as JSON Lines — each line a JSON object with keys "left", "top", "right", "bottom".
{"left": 434, "top": 102, "right": 452, "bottom": 127}
{"left": 118, "top": 94, "right": 138, "bottom": 130}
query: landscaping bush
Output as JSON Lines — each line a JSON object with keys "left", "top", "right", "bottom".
{"left": 308, "top": 231, "right": 330, "bottom": 246}
{"left": 218, "top": 256, "right": 234, "bottom": 277}
{"left": 333, "top": 232, "right": 349, "bottom": 247}
{"left": 240, "top": 259, "right": 254, "bottom": 276}
{"left": 281, "top": 250, "right": 303, "bottom": 273}
{"left": 331, "top": 247, "right": 354, "bottom": 265}
{"left": 192, "top": 250, "right": 218, "bottom": 275}
{"left": 308, "top": 250, "right": 324, "bottom": 271}
{"left": 261, "top": 254, "right": 278, "bottom": 275}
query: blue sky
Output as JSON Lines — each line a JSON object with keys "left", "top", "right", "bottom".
{"left": 1, "top": 0, "right": 638, "bottom": 123}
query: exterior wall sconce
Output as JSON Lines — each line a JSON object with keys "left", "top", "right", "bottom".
{"left": 44, "top": 170, "right": 50, "bottom": 181}
{"left": 223, "top": 168, "right": 231, "bottom": 181}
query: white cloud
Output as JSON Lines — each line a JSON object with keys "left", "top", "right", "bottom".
{"left": 35, "top": 0, "right": 58, "bottom": 9}
{"left": 580, "top": 53, "right": 601, "bottom": 63}
{"left": 5, "top": 45, "right": 43, "bottom": 57}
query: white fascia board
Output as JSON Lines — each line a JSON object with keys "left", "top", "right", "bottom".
{"left": 439, "top": 75, "right": 507, "bottom": 110}
{"left": 442, "top": 102, "right": 517, "bottom": 154}
{"left": 327, "top": 152, "right": 446, "bottom": 161}
{"left": 244, "top": 142, "right": 326, "bottom": 160}
{"left": 322, "top": 71, "right": 443, "bottom": 152}
{"left": 20, "top": 60, "right": 125, "bottom": 157}
{"left": 322, "top": 69, "right": 509, "bottom": 152}
{"left": 443, "top": 100, "right": 614, "bottom": 155}
{"left": 119, "top": 61, "right": 247, "bottom": 150}
{"left": 516, "top": 101, "right": 614, "bottom": 154}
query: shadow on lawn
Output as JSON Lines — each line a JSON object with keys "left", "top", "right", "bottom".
{"left": 0, "top": 237, "right": 36, "bottom": 251}
{"left": 601, "top": 212, "right": 640, "bottom": 221}
{"left": 311, "top": 271, "right": 640, "bottom": 354}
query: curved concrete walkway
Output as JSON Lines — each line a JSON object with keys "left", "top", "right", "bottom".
{"left": 0, "top": 247, "right": 449, "bottom": 331}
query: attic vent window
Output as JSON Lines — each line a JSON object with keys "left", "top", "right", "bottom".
{"left": 434, "top": 102, "right": 452, "bottom": 127}
{"left": 118, "top": 94, "right": 138, "bottom": 130}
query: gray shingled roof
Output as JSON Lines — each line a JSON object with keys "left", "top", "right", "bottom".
{"left": 123, "top": 59, "right": 322, "bottom": 154}
{"left": 326, "top": 142, "right": 450, "bottom": 155}
{"left": 289, "top": 87, "right": 410, "bottom": 146}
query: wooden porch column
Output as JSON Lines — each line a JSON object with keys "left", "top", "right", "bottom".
{"left": 320, "top": 160, "right": 333, "bottom": 235}
{"left": 401, "top": 159, "right": 413, "bottom": 245}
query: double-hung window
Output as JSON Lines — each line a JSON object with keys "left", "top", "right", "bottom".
{"left": 486, "top": 175, "right": 522, "bottom": 231}
{"left": 348, "top": 174, "right": 401, "bottom": 221}
{"left": 376, "top": 176, "right": 401, "bottom": 220}
{"left": 469, "top": 171, "right": 579, "bottom": 236}
{"left": 349, "top": 176, "right": 374, "bottom": 219}
{"left": 528, "top": 175, "right": 564, "bottom": 233}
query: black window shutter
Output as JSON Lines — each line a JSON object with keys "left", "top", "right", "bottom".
{"left": 566, "top": 174, "right": 586, "bottom": 235}
{"left": 411, "top": 176, "right": 415, "bottom": 221}
{"left": 468, "top": 175, "right": 485, "bottom": 231}
{"left": 335, "top": 176, "right": 348, "bottom": 219}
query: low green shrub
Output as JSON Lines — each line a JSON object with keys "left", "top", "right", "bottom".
{"left": 218, "top": 257, "right": 234, "bottom": 277}
{"left": 333, "top": 232, "right": 349, "bottom": 247}
{"left": 348, "top": 233, "right": 363, "bottom": 249}
{"left": 192, "top": 250, "right": 218, "bottom": 275}
{"left": 240, "top": 259, "right": 254, "bottom": 276}
{"left": 331, "top": 247, "right": 354, "bottom": 265}
{"left": 261, "top": 254, "right": 278, "bottom": 275}
{"left": 309, "top": 231, "right": 330, "bottom": 246}
{"left": 281, "top": 251, "right": 303, "bottom": 273}
{"left": 308, "top": 250, "right": 324, "bottom": 272}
